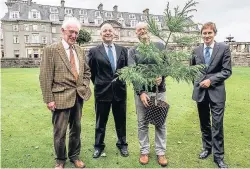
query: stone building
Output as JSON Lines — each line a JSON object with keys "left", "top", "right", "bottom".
{"left": 1, "top": 0, "right": 199, "bottom": 59}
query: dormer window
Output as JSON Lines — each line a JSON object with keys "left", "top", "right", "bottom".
{"left": 95, "top": 11, "right": 100, "bottom": 17}
{"left": 64, "top": 14, "right": 73, "bottom": 20}
{"left": 79, "top": 9, "right": 87, "bottom": 15}
{"left": 141, "top": 15, "right": 146, "bottom": 21}
{"left": 50, "top": 14, "right": 59, "bottom": 21}
{"left": 65, "top": 8, "right": 73, "bottom": 15}
{"left": 117, "top": 13, "right": 123, "bottom": 18}
{"left": 50, "top": 7, "right": 58, "bottom": 13}
{"left": 29, "top": 9, "right": 41, "bottom": 19}
{"left": 152, "top": 16, "right": 159, "bottom": 22}
{"left": 118, "top": 18, "right": 124, "bottom": 26}
{"left": 130, "top": 20, "right": 138, "bottom": 27}
{"left": 105, "top": 12, "right": 112, "bottom": 18}
{"left": 10, "top": 11, "right": 19, "bottom": 19}
{"left": 129, "top": 14, "right": 136, "bottom": 19}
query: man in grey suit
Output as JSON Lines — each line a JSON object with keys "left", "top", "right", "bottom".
{"left": 190, "top": 22, "right": 232, "bottom": 169}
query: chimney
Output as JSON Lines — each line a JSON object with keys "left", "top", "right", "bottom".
{"left": 113, "top": 5, "right": 118, "bottom": 12}
{"left": 28, "top": 0, "right": 32, "bottom": 6}
{"left": 143, "top": 8, "right": 149, "bottom": 15}
{"left": 98, "top": 3, "right": 103, "bottom": 10}
{"left": 61, "top": 0, "right": 65, "bottom": 8}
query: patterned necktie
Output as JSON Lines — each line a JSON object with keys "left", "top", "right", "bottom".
{"left": 204, "top": 47, "right": 211, "bottom": 65}
{"left": 108, "top": 45, "right": 115, "bottom": 73}
{"left": 69, "top": 46, "right": 78, "bottom": 80}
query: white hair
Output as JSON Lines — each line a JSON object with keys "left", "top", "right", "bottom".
{"left": 61, "top": 17, "right": 81, "bottom": 30}
{"left": 135, "top": 22, "right": 148, "bottom": 30}
{"left": 100, "top": 23, "right": 114, "bottom": 32}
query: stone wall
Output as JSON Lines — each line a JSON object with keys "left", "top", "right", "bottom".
{"left": 1, "top": 58, "right": 41, "bottom": 68}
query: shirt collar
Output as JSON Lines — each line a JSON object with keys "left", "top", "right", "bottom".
{"left": 62, "top": 39, "right": 74, "bottom": 50}
{"left": 204, "top": 41, "right": 215, "bottom": 49}
{"left": 103, "top": 42, "right": 115, "bottom": 48}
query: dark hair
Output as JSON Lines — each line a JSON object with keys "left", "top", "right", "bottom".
{"left": 201, "top": 22, "right": 217, "bottom": 34}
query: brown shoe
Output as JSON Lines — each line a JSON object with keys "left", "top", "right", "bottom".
{"left": 71, "top": 159, "right": 86, "bottom": 168}
{"left": 55, "top": 163, "right": 64, "bottom": 169}
{"left": 139, "top": 154, "right": 149, "bottom": 165}
{"left": 157, "top": 155, "right": 168, "bottom": 167}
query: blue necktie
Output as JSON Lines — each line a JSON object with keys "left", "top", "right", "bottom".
{"left": 204, "top": 47, "right": 211, "bottom": 65}
{"left": 108, "top": 45, "right": 115, "bottom": 73}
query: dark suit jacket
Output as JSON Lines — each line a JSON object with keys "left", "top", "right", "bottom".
{"left": 88, "top": 43, "right": 128, "bottom": 102}
{"left": 190, "top": 42, "right": 232, "bottom": 103}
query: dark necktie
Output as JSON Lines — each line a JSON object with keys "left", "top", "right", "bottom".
{"left": 204, "top": 47, "right": 211, "bottom": 65}
{"left": 108, "top": 45, "right": 115, "bottom": 73}
{"left": 69, "top": 46, "right": 78, "bottom": 80}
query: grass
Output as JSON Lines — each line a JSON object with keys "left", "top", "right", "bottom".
{"left": 1, "top": 67, "right": 250, "bottom": 168}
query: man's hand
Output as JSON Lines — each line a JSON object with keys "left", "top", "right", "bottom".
{"left": 47, "top": 101, "right": 56, "bottom": 111}
{"left": 140, "top": 93, "right": 150, "bottom": 107}
{"left": 199, "top": 79, "right": 211, "bottom": 88}
{"left": 155, "top": 77, "right": 162, "bottom": 86}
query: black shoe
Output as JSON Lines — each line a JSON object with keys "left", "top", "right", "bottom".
{"left": 199, "top": 149, "right": 211, "bottom": 159}
{"left": 214, "top": 160, "right": 228, "bottom": 169}
{"left": 93, "top": 149, "right": 103, "bottom": 158}
{"left": 119, "top": 147, "right": 129, "bottom": 157}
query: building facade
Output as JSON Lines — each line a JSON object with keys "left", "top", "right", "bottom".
{"left": 1, "top": 0, "right": 199, "bottom": 59}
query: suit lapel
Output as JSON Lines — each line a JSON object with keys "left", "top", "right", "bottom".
{"left": 199, "top": 44, "right": 205, "bottom": 64}
{"left": 57, "top": 42, "right": 74, "bottom": 75}
{"left": 208, "top": 42, "right": 220, "bottom": 66}
{"left": 98, "top": 44, "right": 111, "bottom": 64}
{"left": 114, "top": 44, "right": 121, "bottom": 65}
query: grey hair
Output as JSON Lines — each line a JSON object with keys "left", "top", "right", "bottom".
{"left": 135, "top": 22, "right": 148, "bottom": 30}
{"left": 61, "top": 17, "right": 81, "bottom": 30}
{"left": 100, "top": 23, "right": 114, "bottom": 32}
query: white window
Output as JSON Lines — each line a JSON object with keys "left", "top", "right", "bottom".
{"left": 65, "top": 8, "right": 73, "bottom": 15}
{"left": 95, "top": 11, "right": 100, "bottom": 17}
{"left": 24, "top": 35, "right": 29, "bottom": 43}
{"left": 52, "top": 27, "right": 56, "bottom": 33}
{"left": 13, "top": 25, "right": 18, "bottom": 31}
{"left": 10, "top": 11, "right": 19, "bottom": 19}
{"left": 32, "top": 33, "right": 39, "bottom": 43}
{"left": 14, "top": 50, "right": 19, "bottom": 58}
{"left": 129, "top": 14, "right": 136, "bottom": 19}
{"left": 41, "top": 25, "right": 46, "bottom": 32}
{"left": 64, "top": 14, "right": 73, "bottom": 21}
{"left": 130, "top": 20, "right": 138, "bottom": 27}
{"left": 79, "top": 16, "right": 84, "bottom": 23}
{"left": 79, "top": 9, "right": 87, "bottom": 15}
{"left": 33, "top": 24, "right": 38, "bottom": 31}
{"left": 42, "top": 36, "right": 47, "bottom": 44}
{"left": 95, "top": 18, "right": 103, "bottom": 25}
{"left": 29, "top": 9, "right": 40, "bottom": 19}
{"left": 50, "top": 7, "right": 58, "bottom": 13}
{"left": 33, "top": 49, "right": 39, "bottom": 58}
{"left": 24, "top": 24, "right": 30, "bottom": 31}
{"left": 117, "top": 13, "right": 123, "bottom": 18}
{"left": 152, "top": 16, "right": 159, "bottom": 22}
{"left": 13, "top": 35, "right": 19, "bottom": 43}
{"left": 27, "top": 49, "right": 33, "bottom": 58}
{"left": 118, "top": 18, "right": 124, "bottom": 25}
{"left": 105, "top": 12, "right": 112, "bottom": 18}
{"left": 141, "top": 15, "right": 146, "bottom": 21}
{"left": 50, "top": 14, "right": 59, "bottom": 21}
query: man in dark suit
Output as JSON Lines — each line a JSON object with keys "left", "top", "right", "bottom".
{"left": 87, "top": 23, "right": 129, "bottom": 158}
{"left": 190, "top": 22, "right": 232, "bottom": 169}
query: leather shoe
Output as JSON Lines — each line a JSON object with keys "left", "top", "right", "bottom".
{"left": 70, "top": 159, "right": 85, "bottom": 168}
{"left": 119, "top": 147, "right": 129, "bottom": 157}
{"left": 157, "top": 155, "right": 168, "bottom": 167}
{"left": 199, "top": 149, "right": 211, "bottom": 159}
{"left": 215, "top": 160, "right": 228, "bottom": 169}
{"left": 93, "top": 149, "right": 103, "bottom": 158}
{"left": 139, "top": 154, "right": 149, "bottom": 165}
{"left": 55, "top": 163, "right": 64, "bottom": 169}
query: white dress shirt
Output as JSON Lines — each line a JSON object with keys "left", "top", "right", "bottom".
{"left": 62, "top": 39, "right": 79, "bottom": 74}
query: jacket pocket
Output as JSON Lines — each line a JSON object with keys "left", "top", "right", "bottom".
{"left": 52, "top": 86, "right": 65, "bottom": 93}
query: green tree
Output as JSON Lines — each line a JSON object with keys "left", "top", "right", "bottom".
{"left": 118, "top": 0, "right": 204, "bottom": 102}
{"left": 76, "top": 29, "right": 91, "bottom": 45}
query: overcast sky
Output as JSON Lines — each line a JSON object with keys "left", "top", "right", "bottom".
{"left": 1, "top": 0, "right": 250, "bottom": 42}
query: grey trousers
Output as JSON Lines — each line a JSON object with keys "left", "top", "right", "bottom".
{"left": 134, "top": 92, "right": 167, "bottom": 155}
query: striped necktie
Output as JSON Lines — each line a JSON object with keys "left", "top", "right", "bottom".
{"left": 69, "top": 46, "right": 78, "bottom": 80}
{"left": 108, "top": 45, "right": 115, "bottom": 73}
{"left": 204, "top": 47, "right": 211, "bottom": 65}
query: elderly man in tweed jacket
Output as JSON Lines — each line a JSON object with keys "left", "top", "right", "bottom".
{"left": 39, "top": 17, "right": 91, "bottom": 169}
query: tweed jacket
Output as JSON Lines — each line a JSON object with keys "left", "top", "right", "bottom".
{"left": 39, "top": 41, "right": 91, "bottom": 109}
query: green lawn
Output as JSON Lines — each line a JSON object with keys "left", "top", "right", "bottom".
{"left": 1, "top": 67, "right": 250, "bottom": 168}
